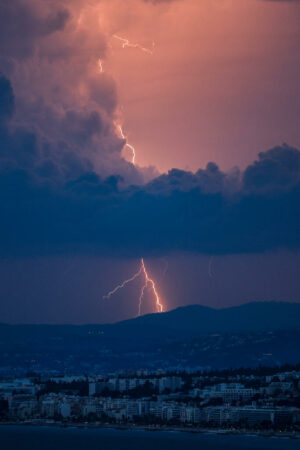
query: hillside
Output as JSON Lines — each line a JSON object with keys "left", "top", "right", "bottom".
{"left": 0, "top": 302, "right": 299, "bottom": 372}
{"left": 0, "top": 302, "right": 299, "bottom": 339}
{"left": 101, "top": 301, "right": 300, "bottom": 338}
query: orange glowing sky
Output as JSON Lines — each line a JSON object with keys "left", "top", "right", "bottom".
{"left": 97, "top": 0, "right": 300, "bottom": 173}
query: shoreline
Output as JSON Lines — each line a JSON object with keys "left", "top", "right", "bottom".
{"left": 0, "top": 421, "right": 299, "bottom": 440}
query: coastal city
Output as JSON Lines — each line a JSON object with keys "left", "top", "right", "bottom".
{"left": 1, "top": 0, "right": 300, "bottom": 448}
{"left": 1, "top": 365, "right": 299, "bottom": 435}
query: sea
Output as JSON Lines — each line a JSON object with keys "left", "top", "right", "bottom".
{"left": 0, "top": 426, "right": 299, "bottom": 450}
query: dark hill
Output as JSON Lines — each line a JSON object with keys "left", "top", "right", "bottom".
{"left": 102, "top": 301, "right": 300, "bottom": 338}
{"left": 0, "top": 302, "right": 299, "bottom": 372}
{"left": 0, "top": 302, "right": 299, "bottom": 340}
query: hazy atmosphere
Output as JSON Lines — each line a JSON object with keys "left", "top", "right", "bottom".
{"left": 0, "top": 0, "right": 299, "bottom": 323}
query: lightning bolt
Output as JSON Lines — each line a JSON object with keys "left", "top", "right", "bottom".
{"left": 103, "top": 265, "right": 143, "bottom": 300}
{"left": 113, "top": 35, "right": 155, "bottom": 55}
{"left": 139, "top": 258, "right": 164, "bottom": 315}
{"left": 100, "top": 32, "right": 164, "bottom": 316}
{"left": 103, "top": 259, "right": 164, "bottom": 316}
{"left": 117, "top": 124, "right": 136, "bottom": 165}
{"left": 110, "top": 33, "right": 154, "bottom": 165}
{"left": 97, "top": 62, "right": 136, "bottom": 165}
{"left": 97, "top": 63, "right": 136, "bottom": 165}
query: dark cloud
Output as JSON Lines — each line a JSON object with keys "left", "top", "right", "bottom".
{"left": 1, "top": 2, "right": 299, "bottom": 259}
{"left": 0, "top": 75, "right": 38, "bottom": 171}
{"left": 0, "top": 1, "right": 148, "bottom": 186}
{"left": 0, "top": 74, "right": 15, "bottom": 122}
{"left": 0, "top": 1, "right": 70, "bottom": 60}
{"left": 0, "top": 76, "right": 77, "bottom": 178}
{"left": 1, "top": 74, "right": 300, "bottom": 257}
{"left": 1, "top": 83, "right": 299, "bottom": 258}
{"left": 243, "top": 144, "right": 300, "bottom": 191}
{"left": 145, "top": 163, "right": 240, "bottom": 195}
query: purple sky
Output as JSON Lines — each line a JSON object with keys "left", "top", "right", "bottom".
{"left": 0, "top": 251, "right": 299, "bottom": 324}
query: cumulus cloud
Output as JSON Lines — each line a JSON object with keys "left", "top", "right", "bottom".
{"left": 0, "top": 75, "right": 15, "bottom": 121}
{"left": 0, "top": 0, "right": 148, "bottom": 185}
{"left": 1, "top": 1, "right": 300, "bottom": 258}
{"left": 1, "top": 73, "right": 299, "bottom": 258}
{"left": 243, "top": 145, "right": 300, "bottom": 191}
{"left": 1, "top": 73, "right": 300, "bottom": 258}
{"left": 0, "top": 1, "right": 70, "bottom": 60}
{"left": 145, "top": 163, "right": 241, "bottom": 195}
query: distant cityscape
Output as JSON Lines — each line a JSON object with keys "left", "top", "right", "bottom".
{"left": 1, "top": 304, "right": 300, "bottom": 437}
{"left": 1, "top": 365, "right": 299, "bottom": 435}
{"left": 1, "top": 303, "right": 300, "bottom": 375}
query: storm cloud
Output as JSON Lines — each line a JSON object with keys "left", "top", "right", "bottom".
{"left": 0, "top": 1, "right": 300, "bottom": 259}
{"left": 1, "top": 145, "right": 299, "bottom": 257}
{"left": 0, "top": 1, "right": 69, "bottom": 60}
{"left": 1, "top": 74, "right": 299, "bottom": 257}
{"left": 0, "top": 0, "right": 148, "bottom": 185}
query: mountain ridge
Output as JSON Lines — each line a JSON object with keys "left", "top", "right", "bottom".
{"left": 0, "top": 301, "right": 299, "bottom": 338}
{"left": 103, "top": 301, "right": 300, "bottom": 337}
{"left": 0, "top": 302, "right": 299, "bottom": 371}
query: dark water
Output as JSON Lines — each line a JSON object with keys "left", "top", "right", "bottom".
{"left": 0, "top": 426, "right": 299, "bottom": 450}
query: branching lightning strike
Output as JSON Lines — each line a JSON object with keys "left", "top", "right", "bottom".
{"left": 103, "top": 265, "right": 143, "bottom": 300}
{"left": 140, "top": 258, "right": 164, "bottom": 314}
{"left": 109, "top": 33, "right": 155, "bottom": 165}
{"left": 99, "top": 32, "right": 164, "bottom": 316}
{"left": 103, "top": 259, "right": 164, "bottom": 316}
{"left": 117, "top": 124, "right": 136, "bottom": 165}
{"left": 98, "top": 60, "right": 136, "bottom": 164}
{"left": 113, "top": 35, "right": 155, "bottom": 55}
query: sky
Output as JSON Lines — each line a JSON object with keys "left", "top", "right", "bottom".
{"left": 0, "top": 0, "right": 299, "bottom": 323}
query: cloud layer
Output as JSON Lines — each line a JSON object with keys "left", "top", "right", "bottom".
{"left": 1, "top": 73, "right": 300, "bottom": 257}
{"left": 0, "top": 1, "right": 300, "bottom": 259}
